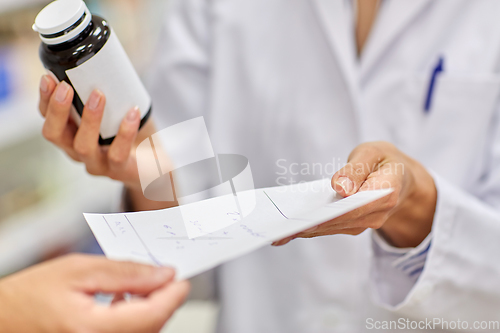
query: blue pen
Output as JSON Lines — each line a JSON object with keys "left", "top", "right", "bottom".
{"left": 424, "top": 56, "right": 445, "bottom": 113}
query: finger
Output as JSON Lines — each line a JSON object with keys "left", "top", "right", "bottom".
{"left": 59, "top": 121, "right": 81, "bottom": 161}
{"left": 272, "top": 185, "right": 396, "bottom": 244}
{"left": 316, "top": 211, "right": 389, "bottom": 233}
{"left": 271, "top": 225, "right": 319, "bottom": 246}
{"left": 85, "top": 263, "right": 175, "bottom": 295}
{"left": 39, "top": 75, "right": 57, "bottom": 117}
{"left": 299, "top": 227, "right": 368, "bottom": 237}
{"left": 102, "top": 280, "right": 190, "bottom": 333}
{"left": 289, "top": 207, "right": 389, "bottom": 239}
{"left": 70, "top": 256, "right": 176, "bottom": 295}
{"left": 332, "top": 227, "right": 367, "bottom": 236}
{"left": 358, "top": 168, "right": 401, "bottom": 192}
{"left": 271, "top": 201, "right": 384, "bottom": 245}
{"left": 42, "top": 81, "right": 74, "bottom": 145}
{"left": 73, "top": 90, "right": 106, "bottom": 172}
{"left": 309, "top": 194, "right": 394, "bottom": 230}
{"left": 271, "top": 236, "right": 295, "bottom": 247}
{"left": 294, "top": 226, "right": 369, "bottom": 238}
{"left": 108, "top": 107, "right": 141, "bottom": 173}
{"left": 331, "top": 142, "right": 390, "bottom": 196}
{"left": 276, "top": 226, "right": 367, "bottom": 244}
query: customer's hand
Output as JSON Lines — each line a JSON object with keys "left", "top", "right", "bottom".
{"left": 0, "top": 254, "right": 189, "bottom": 333}
{"left": 273, "top": 142, "right": 437, "bottom": 248}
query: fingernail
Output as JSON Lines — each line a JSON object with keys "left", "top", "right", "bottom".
{"left": 154, "top": 267, "right": 175, "bottom": 281}
{"left": 127, "top": 107, "right": 140, "bottom": 122}
{"left": 55, "top": 82, "right": 70, "bottom": 103}
{"left": 336, "top": 177, "right": 354, "bottom": 194}
{"left": 40, "top": 76, "right": 49, "bottom": 93}
{"left": 88, "top": 90, "right": 102, "bottom": 110}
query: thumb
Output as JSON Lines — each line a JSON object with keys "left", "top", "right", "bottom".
{"left": 332, "top": 143, "right": 386, "bottom": 196}
{"left": 92, "top": 280, "right": 190, "bottom": 333}
{"left": 76, "top": 256, "right": 175, "bottom": 295}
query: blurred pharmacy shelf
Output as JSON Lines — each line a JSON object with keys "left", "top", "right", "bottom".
{"left": 0, "top": 0, "right": 48, "bottom": 14}
{"left": 0, "top": 99, "right": 122, "bottom": 276}
{"left": 0, "top": 96, "right": 43, "bottom": 150}
{"left": 0, "top": 172, "right": 121, "bottom": 276}
{"left": 0, "top": 92, "right": 120, "bottom": 276}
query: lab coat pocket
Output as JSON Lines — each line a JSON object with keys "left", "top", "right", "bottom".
{"left": 419, "top": 73, "right": 500, "bottom": 182}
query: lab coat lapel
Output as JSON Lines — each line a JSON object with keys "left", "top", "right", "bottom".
{"left": 360, "top": 0, "right": 433, "bottom": 80}
{"left": 309, "top": 0, "right": 360, "bottom": 115}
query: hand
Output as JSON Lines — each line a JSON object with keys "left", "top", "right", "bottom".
{"left": 39, "top": 75, "right": 150, "bottom": 189}
{"left": 273, "top": 142, "right": 437, "bottom": 248}
{"left": 0, "top": 254, "right": 189, "bottom": 333}
{"left": 39, "top": 75, "right": 171, "bottom": 211}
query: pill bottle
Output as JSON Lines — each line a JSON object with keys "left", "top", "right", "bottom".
{"left": 33, "top": 0, "right": 152, "bottom": 145}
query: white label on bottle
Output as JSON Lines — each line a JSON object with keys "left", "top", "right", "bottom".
{"left": 66, "top": 29, "right": 151, "bottom": 139}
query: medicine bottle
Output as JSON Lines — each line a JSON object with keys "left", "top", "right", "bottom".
{"left": 33, "top": 0, "right": 152, "bottom": 145}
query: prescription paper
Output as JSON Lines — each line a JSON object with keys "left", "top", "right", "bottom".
{"left": 84, "top": 179, "right": 392, "bottom": 280}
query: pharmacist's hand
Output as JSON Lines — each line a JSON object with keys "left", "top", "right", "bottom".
{"left": 38, "top": 75, "right": 154, "bottom": 191}
{"left": 0, "top": 254, "right": 189, "bottom": 333}
{"left": 272, "top": 142, "right": 437, "bottom": 248}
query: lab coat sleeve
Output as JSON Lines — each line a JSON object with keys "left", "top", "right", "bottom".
{"left": 370, "top": 111, "right": 500, "bottom": 322}
{"left": 146, "top": 0, "right": 211, "bottom": 129}
{"left": 370, "top": 231, "right": 432, "bottom": 306}
{"left": 118, "top": 0, "right": 211, "bottom": 212}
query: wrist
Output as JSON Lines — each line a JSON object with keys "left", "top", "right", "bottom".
{"left": 380, "top": 161, "right": 437, "bottom": 248}
{"left": 124, "top": 186, "right": 178, "bottom": 212}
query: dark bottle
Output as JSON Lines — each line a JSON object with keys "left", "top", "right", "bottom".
{"left": 33, "top": 0, "right": 152, "bottom": 145}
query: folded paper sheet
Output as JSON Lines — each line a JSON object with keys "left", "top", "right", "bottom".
{"left": 84, "top": 179, "right": 392, "bottom": 280}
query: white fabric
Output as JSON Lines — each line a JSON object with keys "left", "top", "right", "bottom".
{"left": 371, "top": 231, "right": 432, "bottom": 307}
{"left": 146, "top": 0, "right": 500, "bottom": 332}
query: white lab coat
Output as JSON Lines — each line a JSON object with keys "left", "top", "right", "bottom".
{"left": 148, "top": 0, "right": 500, "bottom": 332}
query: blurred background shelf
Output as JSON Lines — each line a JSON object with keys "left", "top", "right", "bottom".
{"left": 0, "top": 97, "right": 42, "bottom": 150}
{"left": 0, "top": 173, "right": 121, "bottom": 276}
{"left": 0, "top": 0, "right": 47, "bottom": 14}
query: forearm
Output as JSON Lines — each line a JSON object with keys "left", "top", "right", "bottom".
{"left": 125, "top": 186, "right": 178, "bottom": 212}
{"left": 125, "top": 121, "right": 178, "bottom": 212}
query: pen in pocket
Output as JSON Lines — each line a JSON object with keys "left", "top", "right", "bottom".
{"left": 424, "top": 56, "right": 445, "bottom": 113}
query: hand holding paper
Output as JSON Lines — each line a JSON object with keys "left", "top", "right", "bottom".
{"left": 84, "top": 179, "right": 392, "bottom": 280}
{"left": 274, "top": 142, "right": 437, "bottom": 247}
